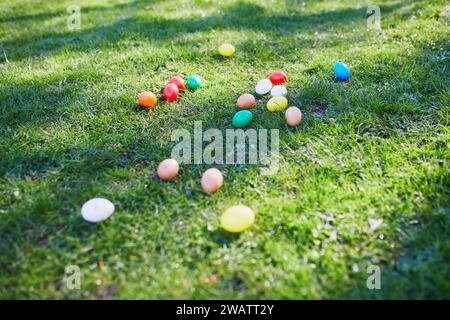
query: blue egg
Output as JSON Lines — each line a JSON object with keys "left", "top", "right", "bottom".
{"left": 334, "top": 61, "right": 350, "bottom": 81}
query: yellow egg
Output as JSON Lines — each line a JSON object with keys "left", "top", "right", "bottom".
{"left": 218, "top": 43, "right": 235, "bottom": 57}
{"left": 266, "top": 96, "right": 288, "bottom": 112}
{"left": 220, "top": 205, "right": 255, "bottom": 233}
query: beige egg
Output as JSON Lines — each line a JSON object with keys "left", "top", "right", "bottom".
{"left": 201, "top": 168, "right": 223, "bottom": 193}
{"left": 236, "top": 93, "right": 256, "bottom": 110}
{"left": 285, "top": 106, "right": 302, "bottom": 127}
{"left": 157, "top": 158, "right": 179, "bottom": 180}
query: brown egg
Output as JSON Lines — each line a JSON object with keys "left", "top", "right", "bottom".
{"left": 201, "top": 168, "right": 223, "bottom": 193}
{"left": 285, "top": 106, "right": 302, "bottom": 127}
{"left": 157, "top": 158, "right": 179, "bottom": 180}
{"left": 236, "top": 93, "right": 256, "bottom": 110}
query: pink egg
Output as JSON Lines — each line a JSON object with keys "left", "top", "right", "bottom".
{"left": 236, "top": 93, "right": 256, "bottom": 110}
{"left": 201, "top": 168, "right": 223, "bottom": 193}
{"left": 157, "top": 158, "right": 179, "bottom": 180}
{"left": 285, "top": 106, "right": 302, "bottom": 127}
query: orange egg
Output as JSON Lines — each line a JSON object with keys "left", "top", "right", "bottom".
{"left": 138, "top": 91, "right": 157, "bottom": 108}
{"left": 236, "top": 93, "right": 256, "bottom": 110}
{"left": 157, "top": 158, "right": 179, "bottom": 180}
{"left": 201, "top": 168, "right": 223, "bottom": 193}
{"left": 285, "top": 106, "right": 302, "bottom": 127}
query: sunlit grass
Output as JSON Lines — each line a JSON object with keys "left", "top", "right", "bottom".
{"left": 0, "top": 0, "right": 449, "bottom": 299}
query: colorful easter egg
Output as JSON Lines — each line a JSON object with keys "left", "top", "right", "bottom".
{"left": 137, "top": 91, "right": 157, "bottom": 108}
{"left": 220, "top": 205, "right": 255, "bottom": 233}
{"left": 285, "top": 106, "right": 302, "bottom": 127}
{"left": 201, "top": 168, "right": 224, "bottom": 193}
{"left": 269, "top": 70, "right": 288, "bottom": 85}
{"left": 218, "top": 43, "right": 235, "bottom": 57}
{"left": 236, "top": 93, "right": 256, "bottom": 109}
{"left": 270, "top": 85, "right": 287, "bottom": 97}
{"left": 168, "top": 76, "right": 185, "bottom": 91}
{"left": 232, "top": 110, "right": 253, "bottom": 128}
{"left": 255, "top": 79, "right": 272, "bottom": 96}
{"left": 163, "top": 83, "right": 179, "bottom": 102}
{"left": 334, "top": 61, "right": 350, "bottom": 81}
{"left": 157, "top": 158, "right": 179, "bottom": 180}
{"left": 266, "top": 96, "right": 288, "bottom": 112}
{"left": 187, "top": 75, "right": 202, "bottom": 90}
{"left": 81, "top": 198, "right": 115, "bottom": 223}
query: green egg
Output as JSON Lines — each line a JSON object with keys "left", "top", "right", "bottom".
{"left": 232, "top": 110, "right": 253, "bottom": 128}
{"left": 187, "top": 75, "right": 202, "bottom": 90}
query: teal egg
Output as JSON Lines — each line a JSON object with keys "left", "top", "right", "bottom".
{"left": 187, "top": 75, "right": 202, "bottom": 90}
{"left": 232, "top": 110, "right": 253, "bottom": 128}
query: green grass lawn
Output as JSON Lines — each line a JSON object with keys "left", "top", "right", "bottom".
{"left": 0, "top": 0, "right": 449, "bottom": 299}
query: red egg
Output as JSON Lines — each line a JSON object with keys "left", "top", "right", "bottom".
{"left": 269, "top": 70, "right": 288, "bottom": 85}
{"left": 163, "top": 83, "right": 179, "bottom": 102}
{"left": 168, "top": 76, "right": 185, "bottom": 91}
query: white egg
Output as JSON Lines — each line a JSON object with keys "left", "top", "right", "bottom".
{"left": 81, "top": 198, "right": 115, "bottom": 223}
{"left": 270, "top": 85, "right": 287, "bottom": 97}
{"left": 255, "top": 79, "right": 272, "bottom": 95}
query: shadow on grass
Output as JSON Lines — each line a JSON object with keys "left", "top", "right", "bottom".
{"left": 0, "top": 2, "right": 448, "bottom": 298}
{"left": 1, "top": 1, "right": 404, "bottom": 62}
{"left": 0, "top": 0, "right": 153, "bottom": 23}
{"left": 348, "top": 180, "right": 450, "bottom": 299}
